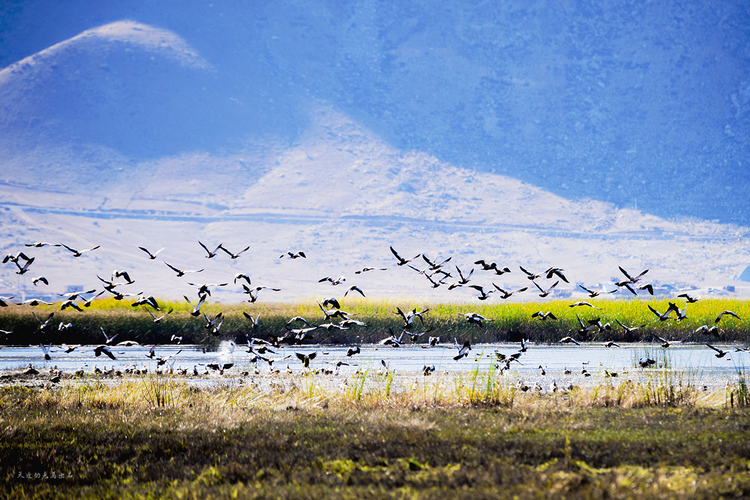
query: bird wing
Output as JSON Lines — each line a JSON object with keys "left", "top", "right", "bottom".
{"left": 389, "top": 246, "right": 403, "bottom": 261}
{"left": 165, "top": 262, "right": 182, "bottom": 274}
{"left": 619, "top": 266, "right": 634, "bottom": 281}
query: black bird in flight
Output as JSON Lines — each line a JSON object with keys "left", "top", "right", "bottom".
{"left": 280, "top": 251, "right": 306, "bottom": 259}
{"left": 545, "top": 267, "right": 569, "bottom": 283}
{"left": 25, "top": 242, "right": 60, "bottom": 248}
{"left": 390, "top": 246, "right": 420, "bottom": 266}
{"left": 198, "top": 241, "right": 223, "bottom": 258}
{"left": 165, "top": 262, "right": 204, "bottom": 277}
{"left": 533, "top": 280, "right": 558, "bottom": 298}
{"left": 617, "top": 266, "right": 648, "bottom": 285}
{"left": 138, "top": 246, "right": 164, "bottom": 259}
{"left": 519, "top": 266, "right": 541, "bottom": 281}
{"left": 60, "top": 243, "right": 100, "bottom": 257}
{"left": 715, "top": 310, "right": 741, "bottom": 324}
{"left": 344, "top": 285, "right": 366, "bottom": 298}
{"left": 295, "top": 352, "right": 317, "bottom": 368}
{"left": 220, "top": 245, "right": 251, "bottom": 259}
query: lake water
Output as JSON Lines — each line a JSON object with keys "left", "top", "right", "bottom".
{"left": 1, "top": 341, "right": 746, "bottom": 390}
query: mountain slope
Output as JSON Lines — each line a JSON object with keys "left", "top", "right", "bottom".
{"left": 1, "top": 105, "right": 748, "bottom": 302}
{"left": 1, "top": 5, "right": 749, "bottom": 225}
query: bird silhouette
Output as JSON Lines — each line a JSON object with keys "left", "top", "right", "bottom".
{"left": 492, "top": 285, "right": 528, "bottom": 300}
{"left": 695, "top": 324, "right": 722, "bottom": 337}
{"left": 146, "top": 309, "right": 173, "bottom": 323}
{"left": 234, "top": 273, "right": 252, "bottom": 285}
{"left": 187, "top": 282, "right": 229, "bottom": 297}
{"left": 280, "top": 251, "right": 306, "bottom": 259}
{"left": 468, "top": 284, "right": 495, "bottom": 300}
{"left": 453, "top": 340, "right": 472, "bottom": 360}
{"left": 707, "top": 344, "right": 729, "bottom": 358}
{"left": 60, "top": 243, "right": 100, "bottom": 257}
{"left": 422, "top": 254, "right": 452, "bottom": 271}
{"left": 165, "top": 262, "right": 204, "bottom": 277}
{"left": 379, "top": 329, "right": 405, "bottom": 347}
{"left": 519, "top": 266, "right": 541, "bottom": 280}
{"left": 579, "top": 284, "right": 616, "bottom": 298}
{"left": 220, "top": 245, "right": 251, "bottom": 259}
{"left": 32, "top": 276, "right": 48, "bottom": 286}
{"left": 319, "top": 275, "right": 346, "bottom": 285}
{"left": 60, "top": 300, "right": 83, "bottom": 312}
{"left": 545, "top": 267, "right": 569, "bottom": 283}
{"left": 39, "top": 343, "right": 52, "bottom": 361}
{"left": 94, "top": 345, "right": 117, "bottom": 360}
{"left": 354, "top": 266, "right": 386, "bottom": 274}
{"left": 462, "top": 312, "right": 492, "bottom": 329}
{"left": 295, "top": 352, "right": 317, "bottom": 368}
{"left": 2, "top": 251, "right": 31, "bottom": 264}
{"left": 25, "top": 242, "right": 60, "bottom": 248}
{"left": 394, "top": 307, "right": 429, "bottom": 329}
{"left": 617, "top": 266, "right": 648, "bottom": 284}
{"left": 184, "top": 294, "right": 207, "bottom": 316}
{"left": 715, "top": 310, "right": 741, "bottom": 324}
{"left": 344, "top": 285, "right": 366, "bottom": 297}
{"left": 14, "top": 257, "right": 35, "bottom": 275}
{"left": 677, "top": 293, "right": 700, "bottom": 303}
{"left": 653, "top": 334, "right": 675, "bottom": 348}
{"left": 346, "top": 346, "right": 361, "bottom": 356}
{"left": 647, "top": 304, "right": 679, "bottom": 322}
{"left": 390, "top": 246, "right": 420, "bottom": 266}
{"left": 615, "top": 319, "right": 645, "bottom": 334}
{"left": 569, "top": 301, "right": 600, "bottom": 309}
{"left": 198, "top": 241, "right": 223, "bottom": 258}
{"left": 138, "top": 246, "right": 164, "bottom": 259}
{"left": 531, "top": 311, "right": 557, "bottom": 321}
{"left": 533, "top": 280, "right": 559, "bottom": 298}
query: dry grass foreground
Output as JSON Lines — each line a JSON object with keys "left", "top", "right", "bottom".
{"left": 2, "top": 370, "right": 750, "bottom": 499}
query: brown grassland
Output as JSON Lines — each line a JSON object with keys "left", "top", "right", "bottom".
{"left": 1, "top": 366, "right": 750, "bottom": 499}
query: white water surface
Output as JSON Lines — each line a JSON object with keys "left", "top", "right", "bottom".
{"left": 1, "top": 342, "right": 746, "bottom": 391}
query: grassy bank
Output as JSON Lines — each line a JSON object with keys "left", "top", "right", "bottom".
{"left": 2, "top": 296, "right": 749, "bottom": 347}
{"left": 2, "top": 378, "right": 750, "bottom": 498}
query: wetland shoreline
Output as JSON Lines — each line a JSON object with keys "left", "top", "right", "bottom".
{"left": 3, "top": 298, "right": 750, "bottom": 497}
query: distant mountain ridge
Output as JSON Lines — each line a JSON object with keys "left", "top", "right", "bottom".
{"left": 0, "top": 3, "right": 748, "bottom": 225}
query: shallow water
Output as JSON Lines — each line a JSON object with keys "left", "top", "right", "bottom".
{"left": 1, "top": 341, "right": 746, "bottom": 390}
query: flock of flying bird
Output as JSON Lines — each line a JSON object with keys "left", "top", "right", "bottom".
{"left": 0, "top": 241, "right": 746, "bottom": 380}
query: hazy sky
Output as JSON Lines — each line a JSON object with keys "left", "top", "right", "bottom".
{"left": 2, "top": 0, "right": 749, "bottom": 225}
